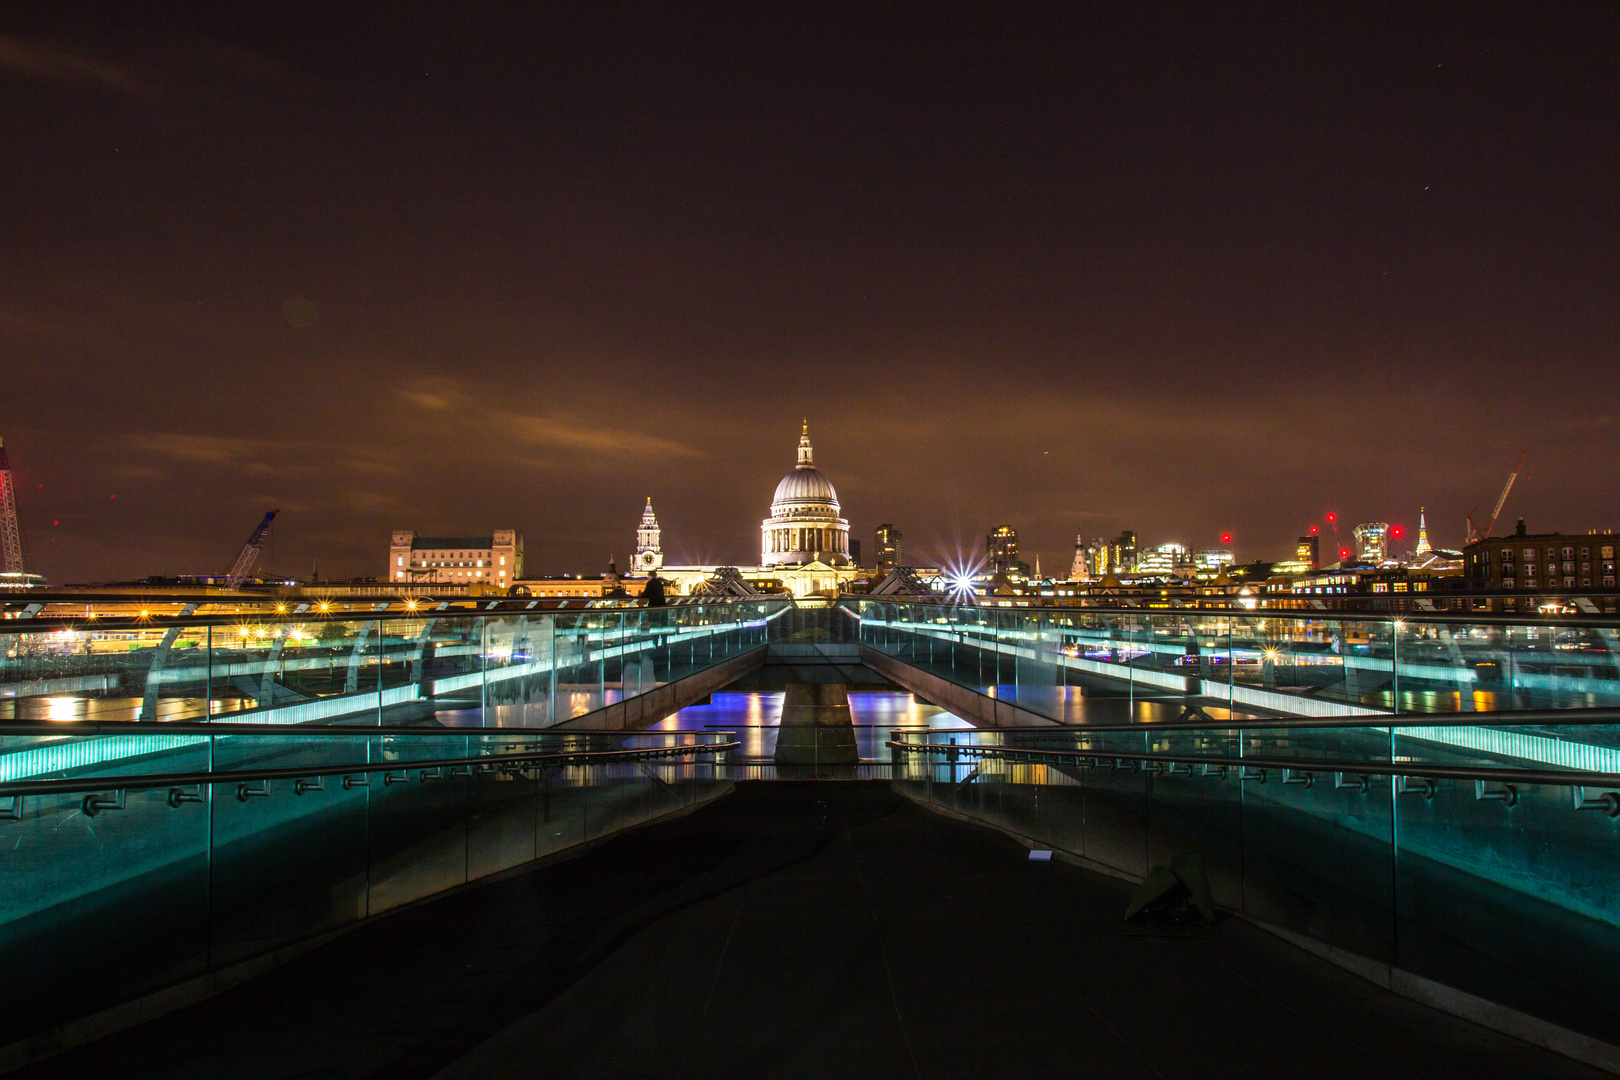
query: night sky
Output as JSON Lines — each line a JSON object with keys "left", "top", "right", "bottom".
{"left": 4, "top": 5, "right": 1616, "bottom": 584}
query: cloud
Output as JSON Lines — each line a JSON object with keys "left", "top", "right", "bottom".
{"left": 395, "top": 378, "right": 472, "bottom": 411}
{"left": 0, "top": 36, "right": 150, "bottom": 98}
{"left": 496, "top": 413, "right": 704, "bottom": 459}
{"left": 133, "top": 432, "right": 266, "bottom": 464}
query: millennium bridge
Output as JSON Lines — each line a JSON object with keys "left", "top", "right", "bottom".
{"left": 3, "top": 597, "right": 1620, "bottom": 1077}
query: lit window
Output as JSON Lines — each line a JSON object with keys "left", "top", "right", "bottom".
{"left": 396, "top": 556, "right": 403, "bottom": 567}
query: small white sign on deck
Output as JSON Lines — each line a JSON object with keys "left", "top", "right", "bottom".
{"left": 1028, "top": 849, "right": 1053, "bottom": 862}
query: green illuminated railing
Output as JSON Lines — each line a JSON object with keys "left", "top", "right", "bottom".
{"left": 0, "top": 724, "right": 737, "bottom": 1066}
{"left": 1, "top": 599, "right": 788, "bottom": 729}
{"left": 851, "top": 599, "right": 1620, "bottom": 718}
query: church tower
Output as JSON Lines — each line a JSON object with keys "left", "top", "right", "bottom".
{"left": 1068, "top": 531, "right": 1093, "bottom": 581}
{"left": 634, "top": 498, "right": 664, "bottom": 572}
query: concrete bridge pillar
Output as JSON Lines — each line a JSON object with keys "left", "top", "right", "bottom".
{"left": 774, "top": 682, "right": 858, "bottom": 772}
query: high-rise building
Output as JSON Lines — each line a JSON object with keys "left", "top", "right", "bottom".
{"left": 1107, "top": 531, "right": 1138, "bottom": 574}
{"left": 1136, "top": 542, "right": 1193, "bottom": 575}
{"left": 987, "top": 525, "right": 1022, "bottom": 575}
{"left": 389, "top": 530, "right": 523, "bottom": 587}
{"left": 874, "top": 524, "right": 901, "bottom": 574}
{"left": 849, "top": 538, "right": 861, "bottom": 567}
{"left": 1354, "top": 522, "right": 1390, "bottom": 564}
{"left": 633, "top": 498, "right": 663, "bottom": 572}
{"left": 1296, "top": 535, "right": 1320, "bottom": 571}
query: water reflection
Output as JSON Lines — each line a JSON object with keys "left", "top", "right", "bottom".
{"left": 981, "top": 684, "right": 1253, "bottom": 723}
{"left": 644, "top": 691, "right": 974, "bottom": 762}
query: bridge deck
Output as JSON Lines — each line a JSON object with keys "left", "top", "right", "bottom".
{"left": 17, "top": 783, "right": 1603, "bottom": 1080}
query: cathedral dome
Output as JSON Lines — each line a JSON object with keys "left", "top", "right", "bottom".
{"left": 761, "top": 423, "right": 851, "bottom": 569}
{"left": 773, "top": 467, "right": 839, "bottom": 509}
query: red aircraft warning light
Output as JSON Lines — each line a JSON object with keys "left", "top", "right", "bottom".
{"left": 1391, "top": 525, "right": 1404, "bottom": 539}
{"left": 1326, "top": 512, "right": 1337, "bottom": 524}
{"left": 1309, "top": 525, "right": 1319, "bottom": 535}
{"left": 1339, "top": 547, "right": 1351, "bottom": 560}
{"left": 1220, "top": 532, "right": 1232, "bottom": 545}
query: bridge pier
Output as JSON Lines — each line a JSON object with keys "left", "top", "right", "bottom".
{"left": 773, "top": 683, "right": 858, "bottom": 774}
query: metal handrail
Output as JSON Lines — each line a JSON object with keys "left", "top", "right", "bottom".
{"left": 0, "top": 719, "right": 723, "bottom": 738}
{"left": 0, "top": 597, "right": 789, "bottom": 632}
{"left": 887, "top": 706, "right": 1620, "bottom": 734}
{"left": 0, "top": 740, "right": 740, "bottom": 801}
{"left": 886, "top": 739, "right": 1620, "bottom": 790}
{"left": 847, "top": 598, "right": 1620, "bottom": 630}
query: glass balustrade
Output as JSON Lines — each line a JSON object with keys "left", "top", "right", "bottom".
{"left": 852, "top": 599, "right": 1620, "bottom": 719}
{"left": 0, "top": 726, "right": 736, "bottom": 1051}
{"left": 0, "top": 600, "right": 786, "bottom": 730}
{"left": 890, "top": 720, "right": 1620, "bottom": 1050}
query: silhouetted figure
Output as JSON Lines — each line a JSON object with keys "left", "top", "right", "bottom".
{"left": 641, "top": 575, "right": 666, "bottom": 606}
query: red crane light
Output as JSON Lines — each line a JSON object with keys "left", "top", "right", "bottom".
{"left": 1391, "top": 525, "right": 1404, "bottom": 539}
{"left": 1309, "top": 525, "right": 1319, "bottom": 535}
{"left": 1339, "top": 547, "right": 1351, "bottom": 560}
{"left": 1220, "top": 532, "right": 1232, "bottom": 545}
{"left": 1325, "top": 512, "right": 1336, "bottom": 524}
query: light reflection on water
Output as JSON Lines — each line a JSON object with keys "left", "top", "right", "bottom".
{"left": 643, "top": 691, "right": 974, "bottom": 761}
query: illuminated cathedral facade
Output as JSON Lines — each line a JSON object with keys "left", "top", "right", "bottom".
{"left": 649, "top": 424, "right": 861, "bottom": 599}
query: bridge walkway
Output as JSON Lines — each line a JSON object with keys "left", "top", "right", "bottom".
{"left": 14, "top": 783, "right": 1601, "bottom": 1080}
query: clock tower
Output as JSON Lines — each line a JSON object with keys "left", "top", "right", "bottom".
{"left": 634, "top": 498, "right": 664, "bottom": 572}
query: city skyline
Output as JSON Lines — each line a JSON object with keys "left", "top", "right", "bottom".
{"left": 3, "top": 6, "right": 1616, "bottom": 583}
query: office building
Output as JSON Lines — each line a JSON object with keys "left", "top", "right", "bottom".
{"left": 987, "top": 525, "right": 1027, "bottom": 576}
{"left": 1107, "top": 531, "right": 1138, "bottom": 574}
{"left": 874, "top": 524, "right": 901, "bottom": 574}
{"left": 1354, "top": 522, "right": 1390, "bottom": 564}
{"left": 1136, "top": 542, "right": 1193, "bottom": 575}
{"left": 389, "top": 530, "right": 522, "bottom": 587}
{"left": 1297, "top": 535, "right": 1319, "bottom": 571}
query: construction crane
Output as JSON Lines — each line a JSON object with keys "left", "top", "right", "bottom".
{"left": 1466, "top": 450, "right": 1528, "bottom": 544}
{"left": 0, "top": 436, "right": 24, "bottom": 575}
{"left": 224, "top": 510, "right": 278, "bottom": 589}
